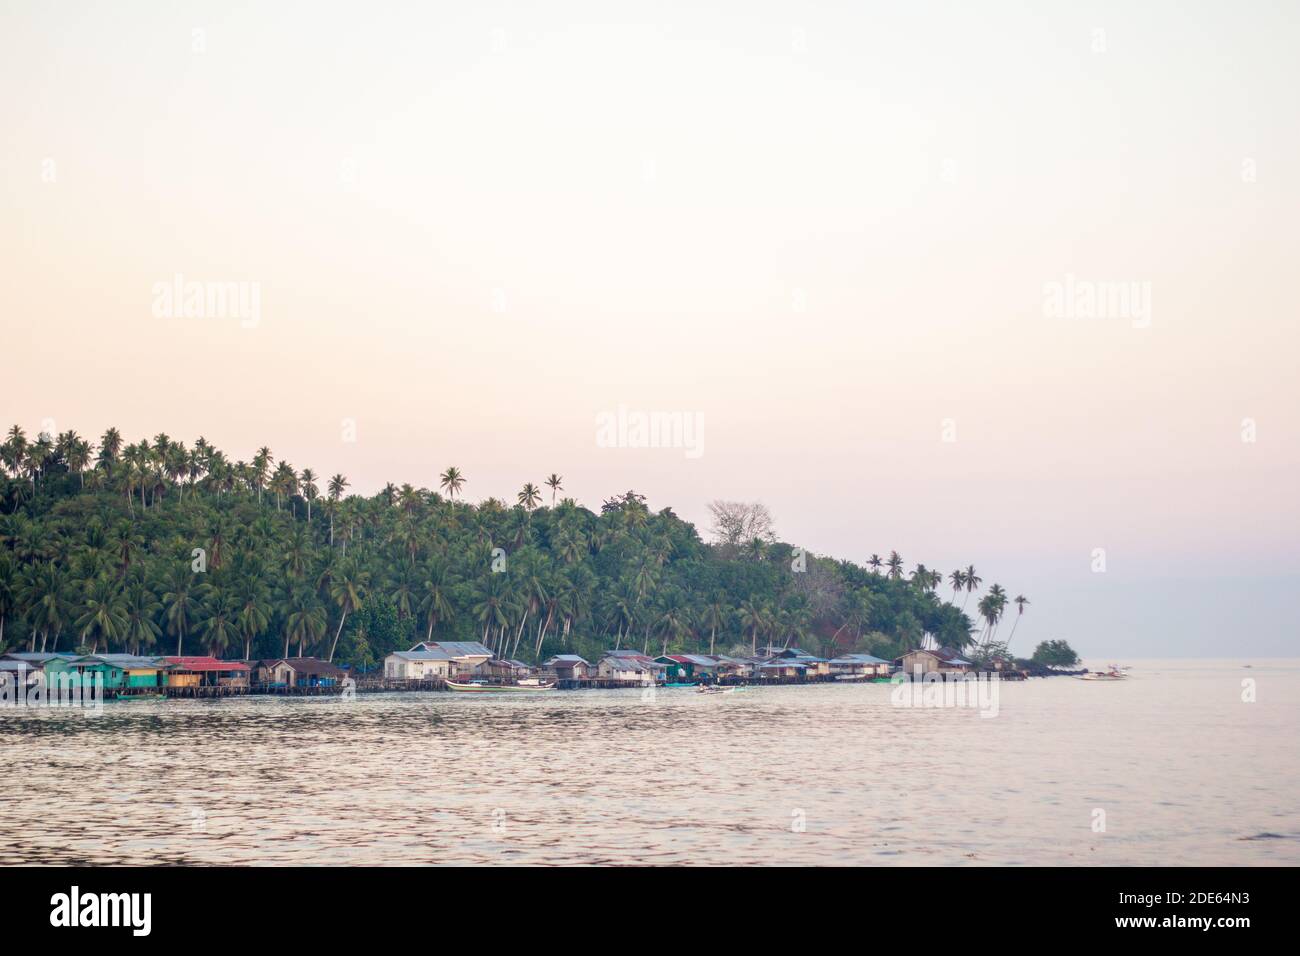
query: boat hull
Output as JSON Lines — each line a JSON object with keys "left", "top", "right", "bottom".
{"left": 445, "top": 680, "right": 556, "bottom": 693}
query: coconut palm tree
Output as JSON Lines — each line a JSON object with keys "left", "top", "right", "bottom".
{"left": 326, "top": 562, "right": 366, "bottom": 662}
{"left": 545, "top": 473, "right": 563, "bottom": 506}
{"left": 439, "top": 466, "right": 466, "bottom": 500}
{"left": 75, "top": 576, "right": 129, "bottom": 654}
{"left": 962, "top": 565, "right": 982, "bottom": 609}
{"left": 886, "top": 551, "right": 904, "bottom": 580}
{"left": 300, "top": 468, "right": 319, "bottom": 521}
{"left": 162, "top": 564, "right": 202, "bottom": 656}
{"left": 327, "top": 473, "right": 348, "bottom": 545}
{"left": 1006, "top": 594, "right": 1030, "bottom": 650}
{"left": 518, "top": 483, "right": 542, "bottom": 511}
{"left": 195, "top": 589, "right": 241, "bottom": 657}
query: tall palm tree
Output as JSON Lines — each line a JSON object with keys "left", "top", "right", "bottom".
{"left": 75, "top": 577, "right": 128, "bottom": 654}
{"left": 1006, "top": 595, "right": 1030, "bottom": 650}
{"left": 326, "top": 562, "right": 366, "bottom": 662}
{"left": 327, "top": 473, "right": 348, "bottom": 545}
{"left": 300, "top": 468, "right": 319, "bottom": 521}
{"left": 517, "top": 483, "right": 542, "bottom": 511}
{"left": 867, "top": 554, "right": 883, "bottom": 575}
{"left": 439, "top": 466, "right": 465, "bottom": 500}
{"left": 544, "top": 473, "right": 563, "bottom": 506}
{"left": 962, "top": 565, "right": 982, "bottom": 609}
{"left": 162, "top": 564, "right": 202, "bottom": 656}
{"left": 886, "top": 551, "right": 904, "bottom": 580}
{"left": 195, "top": 590, "right": 241, "bottom": 657}
{"left": 284, "top": 588, "right": 326, "bottom": 657}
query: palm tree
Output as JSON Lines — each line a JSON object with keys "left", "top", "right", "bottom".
{"left": 0, "top": 555, "right": 16, "bottom": 647}
{"left": 701, "top": 592, "right": 728, "bottom": 655}
{"left": 439, "top": 466, "right": 465, "bottom": 500}
{"left": 162, "top": 564, "right": 202, "bottom": 656}
{"left": 886, "top": 551, "right": 904, "bottom": 580}
{"left": 326, "top": 562, "right": 366, "bottom": 662}
{"left": 284, "top": 588, "right": 326, "bottom": 657}
{"left": 738, "top": 599, "right": 765, "bottom": 655}
{"left": 545, "top": 473, "right": 563, "bottom": 506}
{"left": 251, "top": 447, "right": 273, "bottom": 504}
{"left": 948, "top": 569, "right": 966, "bottom": 603}
{"left": 417, "top": 560, "right": 455, "bottom": 642}
{"left": 1006, "top": 595, "right": 1030, "bottom": 650}
{"left": 300, "top": 468, "right": 319, "bottom": 521}
{"left": 327, "top": 473, "right": 348, "bottom": 545}
{"left": 195, "top": 590, "right": 241, "bottom": 657}
{"left": 75, "top": 577, "right": 129, "bottom": 654}
{"left": 962, "top": 565, "right": 982, "bottom": 609}
{"left": 122, "top": 578, "right": 162, "bottom": 655}
{"left": 517, "top": 483, "right": 542, "bottom": 511}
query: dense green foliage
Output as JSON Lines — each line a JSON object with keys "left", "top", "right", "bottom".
{"left": 0, "top": 426, "right": 1029, "bottom": 668}
{"left": 1030, "top": 640, "right": 1080, "bottom": 668}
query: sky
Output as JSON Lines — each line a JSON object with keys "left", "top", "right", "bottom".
{"left": 2, "top": 1, "right": 1298, "bottom": 657}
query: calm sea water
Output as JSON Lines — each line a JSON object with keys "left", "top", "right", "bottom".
{"left": 2, "top": 658, "right": 1297, "bottom": 866}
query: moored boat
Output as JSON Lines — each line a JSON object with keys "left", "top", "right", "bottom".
{"left": 445, "top": 679, "right": 555, "bottom": 693}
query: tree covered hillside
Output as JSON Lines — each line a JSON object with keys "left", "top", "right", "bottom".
{"left": 0, "top": 426, "right": 1029, "bottom": 668}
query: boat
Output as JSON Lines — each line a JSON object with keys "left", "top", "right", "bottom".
{"left": 1077, "top": 664, "right": 1126, "bottom": 681}
{"left": 119, "top": 693, "right": 166, "bottom": 701}
{"left": 445, "top": 679, "right": 555, "bottom": 693}
{"left": 664, "top": 682, "right": 698, "bottom": 688}
{"left": 696, "top": 685, "right": 736, "bottom": 695}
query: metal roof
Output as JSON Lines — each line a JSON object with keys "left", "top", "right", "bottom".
{"left": 160, "top": 656, "right": 251, "bottom": 672}
{"left": 410, "top": 641, "right": 492, "bottom": 659}
{"left": 390, "top": 650, "right": 454, "bottom": 662}
{"left": 544, "top": 654, "right": 589, "bottom": 665}
{"left": 829, "top": 654, "right": 891, "bottom": 665}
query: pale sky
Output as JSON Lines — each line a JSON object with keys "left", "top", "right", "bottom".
{"left": 2, "top": 1, "right": 1298, "bottom": 656}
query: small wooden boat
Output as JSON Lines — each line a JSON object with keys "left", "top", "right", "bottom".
{"left": 120, "top": 693, "right": 166, "bottom": 701}
{"left": 445, "top": 679, "right": 555, "bottom": 693}
{"left": 696, "top": 685, "right": 736, "bottom": 695}
{"left": 664, "top": 682, "right": 698, "bottom": 688}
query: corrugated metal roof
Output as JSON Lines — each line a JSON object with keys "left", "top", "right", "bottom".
{"left": 390, "top": 650, "right": 454, "bottom": 662}
{"left": 161, "top": 656, "right": 251, "bottom": 672}
{"left": 411, "top": 641, "right": 492, "bottom": 659}
{"left": 544, "top": 654, "right": 589, "bottom": 665}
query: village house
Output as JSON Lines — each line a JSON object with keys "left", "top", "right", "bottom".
{"left": 161, "top": 656, "right": 251, "bottom": 688}
{"left": 0, "top": 657, "right": 43, "bottom": 691}
{"left": 711, "top": 655, "right": 755, "bottom": 679}
{"left": 827, "top": 653, "right": 893, "bottom": 678}
{"left": 90, "top": 654, "right": 168, "bottom": 689}
{"left": 483, "top": 658, "right": 532, "bottom": 680}
{"left": 895, "top": 647, "right": 975, "bottom": 676}
{"left": 384, "top": 648, "right": 454, "bottom": 680}
{"left": 268, "top": 657, "right": 347, "bottom": 688}
{"left": 654, "top": 654, "right": 719, "bottom": 681}
{"left": 542, "top": 654, "right": 591, "bottom": 681}
{"left": 409, "top": 641, "right": 493, "bottom": 677}
{"left": 597, "top": 651, "right": 664, "bottom": 683}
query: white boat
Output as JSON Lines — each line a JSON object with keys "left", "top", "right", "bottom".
{"left": 696, "top": 685, "right": 737, "bottom": 695}
{"left": 1077, "top": 664, "right": 1126, "bottom": 681}
{"left": 445, "top": 679, "right": 556, "bottom": 693}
